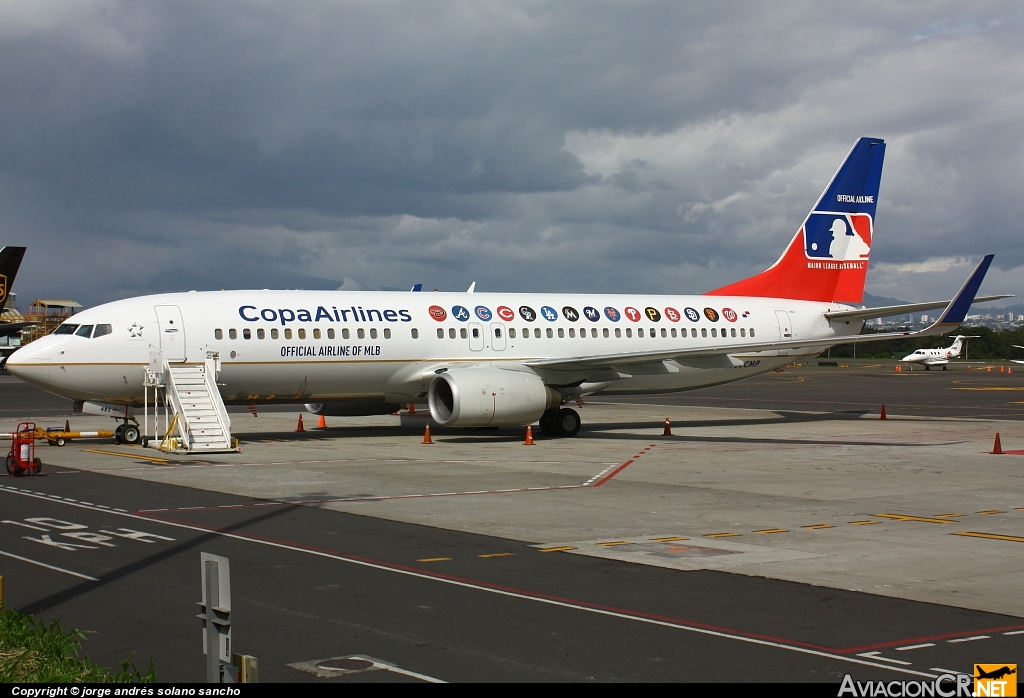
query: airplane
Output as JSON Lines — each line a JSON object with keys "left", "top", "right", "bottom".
{"left": 900, "top": 335, "right": 979, "bottom": 370}
{"left": 4, "top": 138, "right": 1009, "bottom": 443}
{"left": 975, "top": 666, "right": 1016, "bottom": 681}
{"left": 1011, "top": 345, "right": 1024, "bottom": 365}
{"left": 0, "top": 246, "right": 33, "bottom": 338}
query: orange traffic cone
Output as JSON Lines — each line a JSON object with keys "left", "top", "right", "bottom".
{"left": 65, "top": 420, "right": 70, "bottom": 433}
{"left": 315, "top": 415, "right": 327, "bottom": 429}
{"left": 987, "top": 366, "right": 992, "bottom": 372}
{"left": 663, "top": 418, "right": 672, "bottom": 436}
{"left": 295, "top": 414, "right": 305, "bottom": 432}
{"left": 524, "top": 425, "right": 535, "bottom": 445}
{"left": 880, "top": 404, "right": 887, "bottom": 420}
{"left": 1009, "top": 367, "right": 1013, "bottom": 374}
{"left": 1000, "top": 366, "right": 1005, "bottom": 373}
{"left": 422, "top": 423, "right": 433, "bottom": 444}
{"left": 992, "top": 433, "right": 1003, "bottom": 454}
{"left": 895, "top": 364, "right": 901, "bottom": 372}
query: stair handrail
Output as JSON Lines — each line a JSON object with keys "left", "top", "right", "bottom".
{"left": 162, "top": 359, "right": 193, "bottom": 450}
{"left": 204, "top": 352, "right": 232, "bottom": 443}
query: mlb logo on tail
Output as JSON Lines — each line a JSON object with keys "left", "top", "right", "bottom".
{"left": 804, "top": 213, "right": 872, "bottom": 261}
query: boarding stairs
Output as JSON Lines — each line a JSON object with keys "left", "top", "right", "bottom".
{"left": 144, "top": 352, "right": 239, "bottom": 453}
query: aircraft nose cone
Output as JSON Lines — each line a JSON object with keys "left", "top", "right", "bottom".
{"left": 5, "top": 344, "right": 53, "bottom": 387}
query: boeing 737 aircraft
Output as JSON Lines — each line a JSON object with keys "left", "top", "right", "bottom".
{"left": 4, "top": 138, "right": 1006, "bottom": 442}
{"left": 900, "top": 335, "right": 979, "bottom": 370}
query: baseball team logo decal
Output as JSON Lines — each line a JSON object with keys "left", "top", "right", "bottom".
{"left": 664, "top": 307, "right": 681, "bottom": 322}
{"left": 722, "top": 308, "right": 738, "bottom": 322}
{"left": 644, "top": 307, "right": 661, "bottom": 322}
{"left": 684, "top": 307, "right": 700, "bottom": 322}
{"left": 541, "top": 306, "right": 558, "bottom": 321}
{"left": 583, "top": 306, "right": 600, "bottom": 322}
{"left": 474, "top": 306, "right": 492, "bottom": 321}
{"left": 452, "top": 305, "right": 471, "bottom": 322}
{"left": 497, "top": 306, "right": 515, "bottom": 321}
{"left": 604, "top": 307, "right": 620, "bottom": 322}
{"left": 562, "top": 306, "right": 579, "bottom": 322}
{"left": 519, "top": 306, "right": 537, "bottom": 322}
{"left": 624, "top": 307, "right": 641, "bottom": 322}
{"left": 428, "top": 305, "right": 447, "bottom": 322}
{"left": 703, "top": 308, "right": 720, "bottom": 322}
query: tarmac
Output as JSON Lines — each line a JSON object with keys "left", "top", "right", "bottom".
{"left": 1, "top": 362, "right": 1022, "bottom": 682}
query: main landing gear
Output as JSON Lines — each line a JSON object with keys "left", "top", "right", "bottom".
{"left": 538, "top": 407, "right": 581, "bottom": 438}
{"left": 114, "top": 422, "right": 141, "bottom": 445}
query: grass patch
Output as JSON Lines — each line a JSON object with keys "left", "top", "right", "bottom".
{"left": 0, "top": 604, "right": 154, "bottom": 683}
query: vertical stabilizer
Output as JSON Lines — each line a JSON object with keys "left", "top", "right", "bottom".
{"left": 0, "top": 247, "right": 27, "bottom": 312}
{"left": 707, "top": 138, "right": 885, "bottom": 303}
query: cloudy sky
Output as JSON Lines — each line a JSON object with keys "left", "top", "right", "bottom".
{"left": 1, "top": 1, "right": 1022, "bottom": 308}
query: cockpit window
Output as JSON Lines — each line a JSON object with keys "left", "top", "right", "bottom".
{"left": 75, "top": 325, "right": 94, "bottom": 338}
{"left": 93, "top": 324, "right": 113, "bottom": 338}
{"left": 54, "top": 324, "right": 79, "bottom": 335}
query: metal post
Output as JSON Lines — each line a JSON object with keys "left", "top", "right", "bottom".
{"left": 205, "top": 560, "right": 219, "bottom": 683}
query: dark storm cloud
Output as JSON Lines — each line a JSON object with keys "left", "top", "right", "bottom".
{"left": 1, "top": 1, "right": 1022, "bottom": 305}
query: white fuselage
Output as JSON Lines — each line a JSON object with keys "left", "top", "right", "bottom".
{"left": 901, "top": 342, "right": 961, "bottom": 366}
{"left": 6, "top": 290, "right": 863, "bottom": 406}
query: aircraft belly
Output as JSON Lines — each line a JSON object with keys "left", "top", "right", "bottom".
{"left": 47, "top": 364, "right": 145, "bottom": 403}
{"left": 218, "top": 360, "right": 400, "bottom": 401}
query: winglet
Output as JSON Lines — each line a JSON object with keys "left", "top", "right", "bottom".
{"left": 934, "top": 254, "right": 994, "bottom": 327}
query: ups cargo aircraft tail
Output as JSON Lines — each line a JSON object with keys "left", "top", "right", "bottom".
{"left": 4, "top": 139, "right": 1009, "bottom": 438}
{"left": 0, "top": 246, "right": 34, "bottom": 338}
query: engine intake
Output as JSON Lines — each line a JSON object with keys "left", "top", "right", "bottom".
{"left": 428, "top": 368, "right": 560, "bottom": 427}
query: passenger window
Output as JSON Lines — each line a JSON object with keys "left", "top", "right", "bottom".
{"left": 661, "top": 328, "right": 667, "bottom": 338}
{"left": 615, "top": 328, "right": 621, "bottom": 338}
{"left": 284, "top": 328, "right": 292, "bottom": 339}
{"left": 671, "top": 328, "right": 677, "bottom": 338}
{"left": 750, "top": 328, "right": 755, "bottom": 337}
{"left": 568, "top": 328, "right": 575, "bottom": 338}
{"left": 558, "top": 328, "right": 565, "bottom": 338}
{"left": 243, "top": 328, "right": 251, "bottom": 340}
{"left": 257, "top": 328, "right": 265, "bottom": 340}
{"left": 298, "top": 328, "right": 306, "bottom": 339}
{"left": 272, "top": 328, "right": 279, "bottom": 339}
{"left": 731, "top": 328, "right": 736, "bottom": 338}
{"left": 328, "top": 328, "right": 335, "bottom": 339}
{"left": 384, "top": 328, "right": 391, "bottom": 339}
{"left": 54, "top": 324, "right": 79, "bottom": 335}
{"left": 411, "top": 328, "right": 418, "bottom": 339}
{"left": 711, "top": 328, "right": 717, "bottom": 338}
{"left": 546, "top": 328, "right": 553, "bottom": 338}
{"left": 342, "top": 328, "right": 349, "bottom": 339}
{"left": 740, "top": 328, "right": 746, "bottom": 337}
{"left": 509, "top": 328, "right": 516, "bottom": 339}
{"left": 534, "top": 328, "right": 541, "bottom": 338}
{"left": 437, "top": 328, "right": 445, "bottom": 339}
{"left": 495, "top": 328, "right": 502, "bottom": 338}
{"left": 449, "top": 328, "right": 456, "bottom": 339}
{"left": 603, "top": 328, "right": 609, "bottom": 338}
{"left": 93, "top": 324, "right": 113, "bottom": 338}
{"left": 701, "top": 328, "right": 707, "bottom": 338}
{"left": 461, "top": 328, "right": 468, "bottom": 339}
{"left": 522, "top": 328, "right": 529, "bottom": 338}
{"left": 357, "top": 328, "right": 365, "bottom": 339}
{"left": 370, "top": 328, "right": 378, "bottom": 339}
{"left": 626, "top": 328, "right": 632, "bottom": 338}
{"left": 215, "top": 328, "right": 223, "bottom": 340}
{"left": 313, "top": 328, "right": 321, "bottom": 339}
{"left": 473, "top": 328, "right": 480, "bottom": 338}
{"left": 638, "top": 328, "right": 644, "bottom": 338}
{"left": 229, "top": 329, "right": 238, "bottom": 340}
{"left": 76, "top": 325, "right": 94, "bottom": 338}
{"left": 592, "top": 328, "right": 598, "bottom": 338}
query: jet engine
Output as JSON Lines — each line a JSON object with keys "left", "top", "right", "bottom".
{"left": 427, "top": 368, "right": 560, "bottom": 427}
{"left": 304, "top": 401, "right": 400, "bottom": 416}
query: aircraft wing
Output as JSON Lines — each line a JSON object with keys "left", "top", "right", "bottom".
{"left": 525, "top": 255, "right": 994, "bottom": 375}
{"left": 0, "top": 321, "right": 35, "bottom": 337}
{"left": 823, "top": 294, "right": 1010, "bottom": 321}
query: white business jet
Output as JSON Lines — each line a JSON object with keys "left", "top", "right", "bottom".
{"left": 900, "top": 335, "right": 979, "bottom": 370}
{"left": 5, "top": 138, "right": 1008, "bottom": 444}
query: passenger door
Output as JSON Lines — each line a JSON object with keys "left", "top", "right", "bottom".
{"left": 775, "top": 310, "right": 792, "bottom": 357}
{"left": 155, "top": 305, "right": 186, "bottom": 362}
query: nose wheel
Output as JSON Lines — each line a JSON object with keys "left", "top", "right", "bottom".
{"left": 538, "top": 407, "right": 581, "bottom": 438}
{"left": 114, "top": 423, "right": 141, "bottom": 445}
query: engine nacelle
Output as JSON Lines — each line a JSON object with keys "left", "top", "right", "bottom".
{"left": 428, "top": 368, "right": 560, "bottom": 427}
{"left": 304, "top": 401, "right": 400, "bottom": 416}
